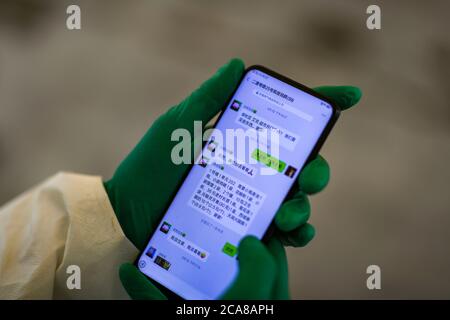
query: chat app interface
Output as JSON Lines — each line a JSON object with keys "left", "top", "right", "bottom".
{"left": 138, "top": 69, "right": 333, "bottom": 299}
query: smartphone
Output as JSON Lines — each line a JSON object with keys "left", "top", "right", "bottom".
{"left": 136, "top": 65, "right": 339, "bottom": 299}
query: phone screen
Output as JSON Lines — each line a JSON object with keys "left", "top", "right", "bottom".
{"left": 137, "top": 67, "right": 337, "bottom": 299}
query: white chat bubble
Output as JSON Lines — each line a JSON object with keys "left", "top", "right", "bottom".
{"left": 235, "top": 110, "right": 299, "bottom": 151}
{"left": 167, "top": 231, "right": 209, "bottom": 262}
{"left": 189, "top": 166, "right": 266, "bottom": 235}
{"left": 202, "top": 144, "right": 257, "bottom": 178}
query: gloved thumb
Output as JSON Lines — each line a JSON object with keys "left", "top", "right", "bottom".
{"left": 172, "top": 58, "right": 245, "bottom": 128}
{"left": 221, "top": 236, "right": 276, "bottom": 300}
{"left": 119, "top": 263, "right": 167, "bottom": 300}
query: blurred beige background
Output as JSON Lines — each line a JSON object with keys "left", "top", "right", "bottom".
{"left": 0, "top": 0, "right": 449, "bottom": 299}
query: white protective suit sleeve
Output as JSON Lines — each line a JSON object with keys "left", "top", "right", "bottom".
{"left": 0, "top": 172, "right": 139, "bottom": 299}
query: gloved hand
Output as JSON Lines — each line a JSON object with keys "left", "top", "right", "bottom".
{"left": 104, "top": 58, "right": 361, "bottom": 299}
{"left": 120, "top": 236, "right": 290, "bottom": 299}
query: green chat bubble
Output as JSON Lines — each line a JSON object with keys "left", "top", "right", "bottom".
{"left": 251, "top": 148, "right": 286, "bottom": 173}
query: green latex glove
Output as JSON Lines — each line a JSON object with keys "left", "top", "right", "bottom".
{"left": 104, "top": 58, "right": 361, "bottom": 299}
{"left": 120, "top": 236, "right": 289, "bottom": 299}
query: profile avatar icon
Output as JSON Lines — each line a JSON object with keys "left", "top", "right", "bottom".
{"left": 230, "top": 100, "right": 241, "bottom": 111}
{"left": 284, "top": 166, "right": 297, "bottom": 178}
{"left": 159, "top": 221, "right": 172, "bottom": 234}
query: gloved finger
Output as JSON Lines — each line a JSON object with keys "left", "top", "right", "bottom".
{"left": 298, "top": 155, "right": 330, "bottom": 195}
{"left": 267, "top": 237, "right": 290, "bottom": 300}
{"left": 277, "top": 223, "right": 316, "bottom": 247}
{"left": 221, "top": 236, "right": 276, "bottom": 300}
{"left": 263, "top": 144, "right": 329, "bottom": 206}
{"left": 174, "top": 58, "right": 245, "bottom": 128}
{"left": 275, "top": 193, "right": 310, "bottom": 232}
{"left": 313, "top": 86, "right": 362, "bottom": 111}
{"left": 119, "top": 263, "right": 167, "bottom": 300}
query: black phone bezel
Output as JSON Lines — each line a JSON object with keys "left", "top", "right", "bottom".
{"left": 133, "top": 64, "right": 341, "bottom": 300}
